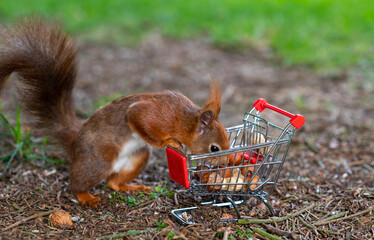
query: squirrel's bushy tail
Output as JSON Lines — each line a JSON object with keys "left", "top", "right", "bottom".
{"left": 0, "top": 17, "right": 80, "bottom": 150}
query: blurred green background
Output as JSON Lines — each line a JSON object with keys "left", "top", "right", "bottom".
{"left": 1, "top": 0, "right": 374, "bottom": 75}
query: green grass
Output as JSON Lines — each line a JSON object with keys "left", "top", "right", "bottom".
{"left": 107, "top": 182, "right": 174, "bottom": 207}
{"left": 108, "top": 192, "right": 139, "bottom": 207}
{"left": 1, "top": 0, "right": 373, "bottom": 73}
{"left": 0, "top": 105, "right": 65, "bottom": 177}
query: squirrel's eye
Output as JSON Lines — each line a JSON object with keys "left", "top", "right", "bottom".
{"left": 210, "top": 145, "right": 220, "bottom": 152}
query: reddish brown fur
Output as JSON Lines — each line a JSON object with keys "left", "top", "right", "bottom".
{"left": 76, "top": 192, "right": 102, "bottom": 208}
{"left": 201, "top": 75, "right": 222, "bottom": 117}
{"left": 0, "top": 17, "right": 79, "bottom": 149}
{"left": 106, "top": 147, "right": 152, "bottom": 192}
{"left": 0, "top": 17, "right": 230, "bottom": 207}
{"left": 99, "top": 143, "right": 121, "bottom": 163}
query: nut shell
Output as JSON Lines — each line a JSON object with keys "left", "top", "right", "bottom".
{"left": 217, "top": 166, "right": 233, "bottom": 178}
{"left": 194, "top": 165, "right": 211, "bottom": 181}
{"left": 251, "top": 132, "right": 266, "bottom": 154}
{"left": 49, "top": 210, "right": 73, "bottom": 228}
{"left": 202, "top": 172, "right": 224, "bottom": 191}
{"left": 243, "top": 175, "right": 260, "bottom": 191}
{"left": 222, "top": 175, "right": 245, "bottom": 191}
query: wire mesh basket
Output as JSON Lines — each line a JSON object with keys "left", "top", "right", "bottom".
{"left": 166, "top": 98, "right": 305, "bottom": 224}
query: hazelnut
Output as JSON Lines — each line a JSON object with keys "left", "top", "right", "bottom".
{"left": 49, "top": 210, "right": 74, "bottom": 228}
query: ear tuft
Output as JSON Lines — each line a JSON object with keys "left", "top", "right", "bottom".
{"left": 202, "top": 75, "right": 221, "bottom": 118}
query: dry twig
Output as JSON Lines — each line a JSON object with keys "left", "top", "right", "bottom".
{"left": 3, "top": 209, "right": 55, "bottom": 231}
{"left": 317, "top": 211, "right": 347, "bottom": 224}
{"left": 221, "top": 227, "right": 231, "bottom": 240}
{"left": 174, "top": 193, "right": 179, "bottom": 206}
{"left": 261, "top": 223, "right": 298, "bottom": 239}
{"left": 298, "top": 216, "right": 338, "bottom": 236}
{"left": 314, "top": 207, "right": 372, "bottom": 226}
{"left": 238, "top": 202, "right": 317, "bottom": 224}
{"left": 95, "top": 228, "right": 156, "bottom": 240}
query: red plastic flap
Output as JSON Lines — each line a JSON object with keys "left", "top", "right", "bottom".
{"left": 243, "top": 151, "right": 263, "bottom": 164}
{"left": 166, "top": 147, "right": 190, "bottom": 189}
{"left": 290, "top": 114, "right": 305, "bottom": 129}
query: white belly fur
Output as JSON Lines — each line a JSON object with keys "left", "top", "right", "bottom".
{"left": 112, "top": 133, "right": 148, "bottom": 173}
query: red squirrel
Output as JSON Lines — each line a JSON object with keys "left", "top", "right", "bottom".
{"left": 0, "top": 17, "right": 230, "bottom": 207}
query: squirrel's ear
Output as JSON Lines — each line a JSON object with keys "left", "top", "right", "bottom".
{"left": 202, "top": 75, "right": 221, "bottom": 118}
{"left": 196, "top": 110, "right": 213, "bottom": 134}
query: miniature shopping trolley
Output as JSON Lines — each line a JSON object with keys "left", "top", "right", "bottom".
{"left": 166, "top": 98, "right": 305, "bottom": 224}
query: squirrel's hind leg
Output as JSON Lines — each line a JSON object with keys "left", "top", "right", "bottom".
{"left": 76, "top": 192, "right": 103, "bottom": 207}
{"left": 106, "top": 147, "right": 153, "bottom": 192}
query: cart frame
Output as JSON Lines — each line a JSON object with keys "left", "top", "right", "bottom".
{"left": 166, "top": 98, "right": 305, "bottom": 224}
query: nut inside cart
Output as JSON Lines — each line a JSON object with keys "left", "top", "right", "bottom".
{"left": 166, "top": 98, "right": 305, "bottom": 224}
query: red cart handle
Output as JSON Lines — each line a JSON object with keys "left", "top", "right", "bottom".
{"left": 253, "top": 98, "right": 305, "bottom": 129}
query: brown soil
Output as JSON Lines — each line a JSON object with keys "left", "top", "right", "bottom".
{"left": 1, "top": 35, "right": 373, "bottom": 239}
